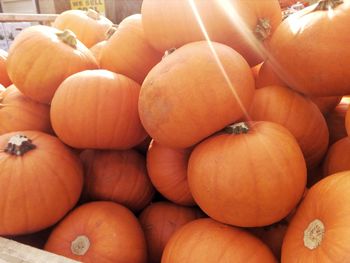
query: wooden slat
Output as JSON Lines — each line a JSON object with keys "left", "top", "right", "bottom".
{"left": 0, "top": 13, "right": 58, "bottom": 22}
{"left": 0, "top": 237, "right": 80, "bottom": 263}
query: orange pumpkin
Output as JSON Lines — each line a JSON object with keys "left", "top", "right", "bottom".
{"left": 45, "top": 201, "right": 147, "bottom": 263}
{"left": 100, "top": 14, "right": 162, "bottom": 84}
{"left": 53, "top": 9, "right": 113, "bottom": 48}
{"left": 0, "top": 131, "right": 83, "bottom": 235}
{"left": 90, "top": 40, "right": 107, "bottom": 64}
{"left": 51, "top": 69, "right": 147, "bottom": 149}
{"left": 0, "top": 85, "right": 52, "bottom": 135}
{"left": 188, "top": 121, "right": 307, "bottom": 227}
{"left": 326, "top": 98, "right": 349, "bottom": 144}
{"left": 162, "top": 218, "right": 277, "bottom": 262}
{"left": 282, "top": 171, "right": 350, "bottom": 262}
{"left": 323, "top": 137, "right": 350, "bottom": 177}
{"left": 147, "top": 140, "right": 195, "bottom": 206}
{"left": 80, "top": 149, "right": 155, "bottom": 212}
{"left": 248, "top": 85, "right": 329, "bottom": 169}
{"left": 141, "top": 0, "right": 282, "bottom": 66}
{"left": 139, "top": 41, "right": 255, "bottom": 149}
{"left": 0, "top": 49, "right": 11, "bottom": 87}
{"left": 6, "top": 25, "right": 98, "bottom": 104}
{"left": 268, "top": 0, "right": 350, "bottom": 96}
{"left": 139, "top": 202, "right": 203, "bottom": 263}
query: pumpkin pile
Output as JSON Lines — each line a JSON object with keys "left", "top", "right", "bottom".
{"left": 1, "top": 0, "right": 350, "bottom": 262}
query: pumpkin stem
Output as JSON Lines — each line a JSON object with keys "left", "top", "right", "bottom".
{"left": 71, "top": 235, "right": 90, "bottom": 256}
{"left": 304, "top": 219, "right": 325, "bottom": 250}
{"left": 56, "top": 29, "right": 77, "bottom": 48}
{"left": 254, "top": 18, "right": 272, "bottom": 41}
{"left": 106, "top": 24, "right": 118, "bottom": 39}
{"left": 4, "top": 134, "right": 36, "bottom": 156}
{"left": 162, "top": 48, "right": 176, "bottom": 59}
{"left": 86, "top": 9, "right": 100, "bottom": 20}
{"left": 223, "top": 122, "right": 250, "bottom": 134}
{"left": 314, "top": 0, "right": 343, "bottom": 11}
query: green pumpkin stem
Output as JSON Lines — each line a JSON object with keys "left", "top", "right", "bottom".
{"left": 56, "top": 29, "right": 77, "bottom": 48}
{"left": 4, "top": 134, "right": 36, "bottom": 156}
{"left": 223, "top": 122, "right": 250, "bottom": 134}
{"left": 86, "top": 9, "right": 100, "bottom": 20}
{"left": 314, "top": 0, "right": 343, "bottom": 11}
{"left": 71, "top": 235, "right": 90, "bottom": 256}
{"left": 254, "top": 18, "right": 272, "bottom": 41}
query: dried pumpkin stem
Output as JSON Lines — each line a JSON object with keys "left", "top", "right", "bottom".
{"left": 56, "top": 29, "right": 77, "bottom": 48}
{"left": 86, "top": 9, "right": 100, "bottom": 20}
{"left": 4, "top": 134, "right": 36, "bottom": 156}
{"left": 71, "top": 235, "right": 90, "bottom": 256}
{"left": 314, "top": 0, "right": 343, "bottom": 11}
{"left": 304, "top": 219, "right": 325, "bottom": 250}
{"left": 106, "top": 24, "right": 118, "bottom": 39}
{"left": 162, "top": 48, "right": 177, "bottom": 59}
{"left": 254, "top": 18, "right": 272, "bottom": 41}
{"left": 223, "top": 122, "right": 249, "bottom": 134}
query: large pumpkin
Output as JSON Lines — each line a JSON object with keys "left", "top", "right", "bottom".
{"left": 268, "top": 0, "right": 350, "bottom": 96}
{"left": 323, "top": 137, "right": 350, "bottom": 177}
{"left": 141, "top": 0, "right": 282, "bottom": 66}
{"left": 282, "top": 171, "right": 350, "bottom": 262}
{"left": 162, "top": 218, "right": 277, "bottom": 262}
{"left": 139, "top": 202, "right": 203, "bottom": 263}
{"left": 45, "top": 201, "right": 147, "bottom": 263}
{"left": 248, "top": 85, "right": 329, "bottom": 169}
{"left": 51, "top": 69, "right": 147, "bottom": 149}
{"left": 53, "top": 9, "right": 113, "bottom": 48}
{"left": 326, "top": 98, "right": 349, "bottom": 144}
{"left": 0, "top": 131, "right": 83, "bottom": 235}
{"left": 6, "top": 25, "right": 98, "bottom": 104}
{"left": 147, "top": 140, "right": 195, "bottom": 206}
{"left": 80, "top": 149, "right": 155, "bottom": 212}
{"left": 188, "top": 121, "right": 307, "bottom": 227}
{"left": 139, "top": 41, "right": 255, "bottom": 148}
{"left": 100, "top": 14, "right": 162, "bottom": 84}
{"left": 0, "top": 85, "right": 52, "bottom": 135}
{"left": 0, "top": 49, "right": 11, "bottom": 87}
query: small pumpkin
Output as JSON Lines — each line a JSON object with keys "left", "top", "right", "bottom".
{"left": 323, "top": 136, "right": 350, "bottom": 177}
{"left": 162, "top": 218, "right": 277, "bottom": 262}
{"left": 326, "top": 98, "right": 349, "bottom": 144}
{"left": 53, "top": 9, "right": 113, "bottom": 48}
{"left": 0, "top": 85, "right": 52, "bottom": 135}
{"left": 100, "top": 14, "right": 162, "bottom": 84}
{"left": 282, "top": 171, "right": 350, "bottom": 262}
{"left": 248, "top": 85, "right": 329, "bottom": 169}
{"left": 0, "top": 49, "right": 11, "bottom": 87}
{"left": 80, "top": 149, "right": 155, "bottom": 212}
{"left": 141, "top": 0, "right": 282, "bottom": 66}
{"left": 6, "top": 25, "right": 98, "bottom": 104}
{"left": 188, "top": 121, "right": 307, "bottom": 227}
{"left": 51, "top": 69, "right": 147, "bottom": 149}
{"left": 139, "top": 41, "right": 255, "bottom": 148}
{"left": 45, "top": 201, "right": 147, "bottom": 263}
{"left": 147, "top": 140, "right": 195, "bottom": 206}
{"left": 139, "top": 202, "right": 203, "bottom": 263}
{"left": 0, "top": 131, "right": 83, "bottom": 235}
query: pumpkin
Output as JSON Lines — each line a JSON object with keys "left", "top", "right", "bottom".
{"left": 147, "top": 140, "right": 195, "bottom": 206}
{"left": 268, "top": 0, "right": 350, "bottom": 96}
{"left": 90, "top": 40, "right": 107, "bottom": 64}
{"left": 282, "top": 171, "right": 350, "bottom": 262}
{"left": 0, "top": 85, "right": 52, "bottom": 135}
{"left": 141, "top": 0, "right": 282, "bottom": 66}
{"left": 325, "top": 98, "right": 349, "bottom": 144}
{"left": 139, "top": 202, "right": 203, "bottom": 263}
{"left": 323, "top": 136, "right": 350, "bottom": 177}
{"left": 80, "top": 149, "right": 155, "bottom": 212}
{"left": 100, "top": 14, "right": 162, "bottom": 84}
{"left": 310, "top": 96, "right": 342, "bottom": 115}
{"left": 248, "top": 85, "right": 329, "bottom": 169}
{"left": 188, "top": 121, "right": 307, "bottom": 227}
{"left": 139, "top": 41, "right": 255, "bottom": 149}
{"left": 45, "top": 201, "right": 147, "bottom": 263}
{"left": 51, "top": 69, "right": 147, "bottom": 149}
{"left": 0, "top": 131, "right": 83, "bottom": 235}
{"left": 0, "top": 49, "right": 11, "bottom": 87}
{"left": 162, "top": 218, "right": 277, "bottom": 262}
{"left": 53, "top": 9, "right": 114, "bottom": 48}
{"left": 6, "top": 25, "right": 98, "bottom": 104}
